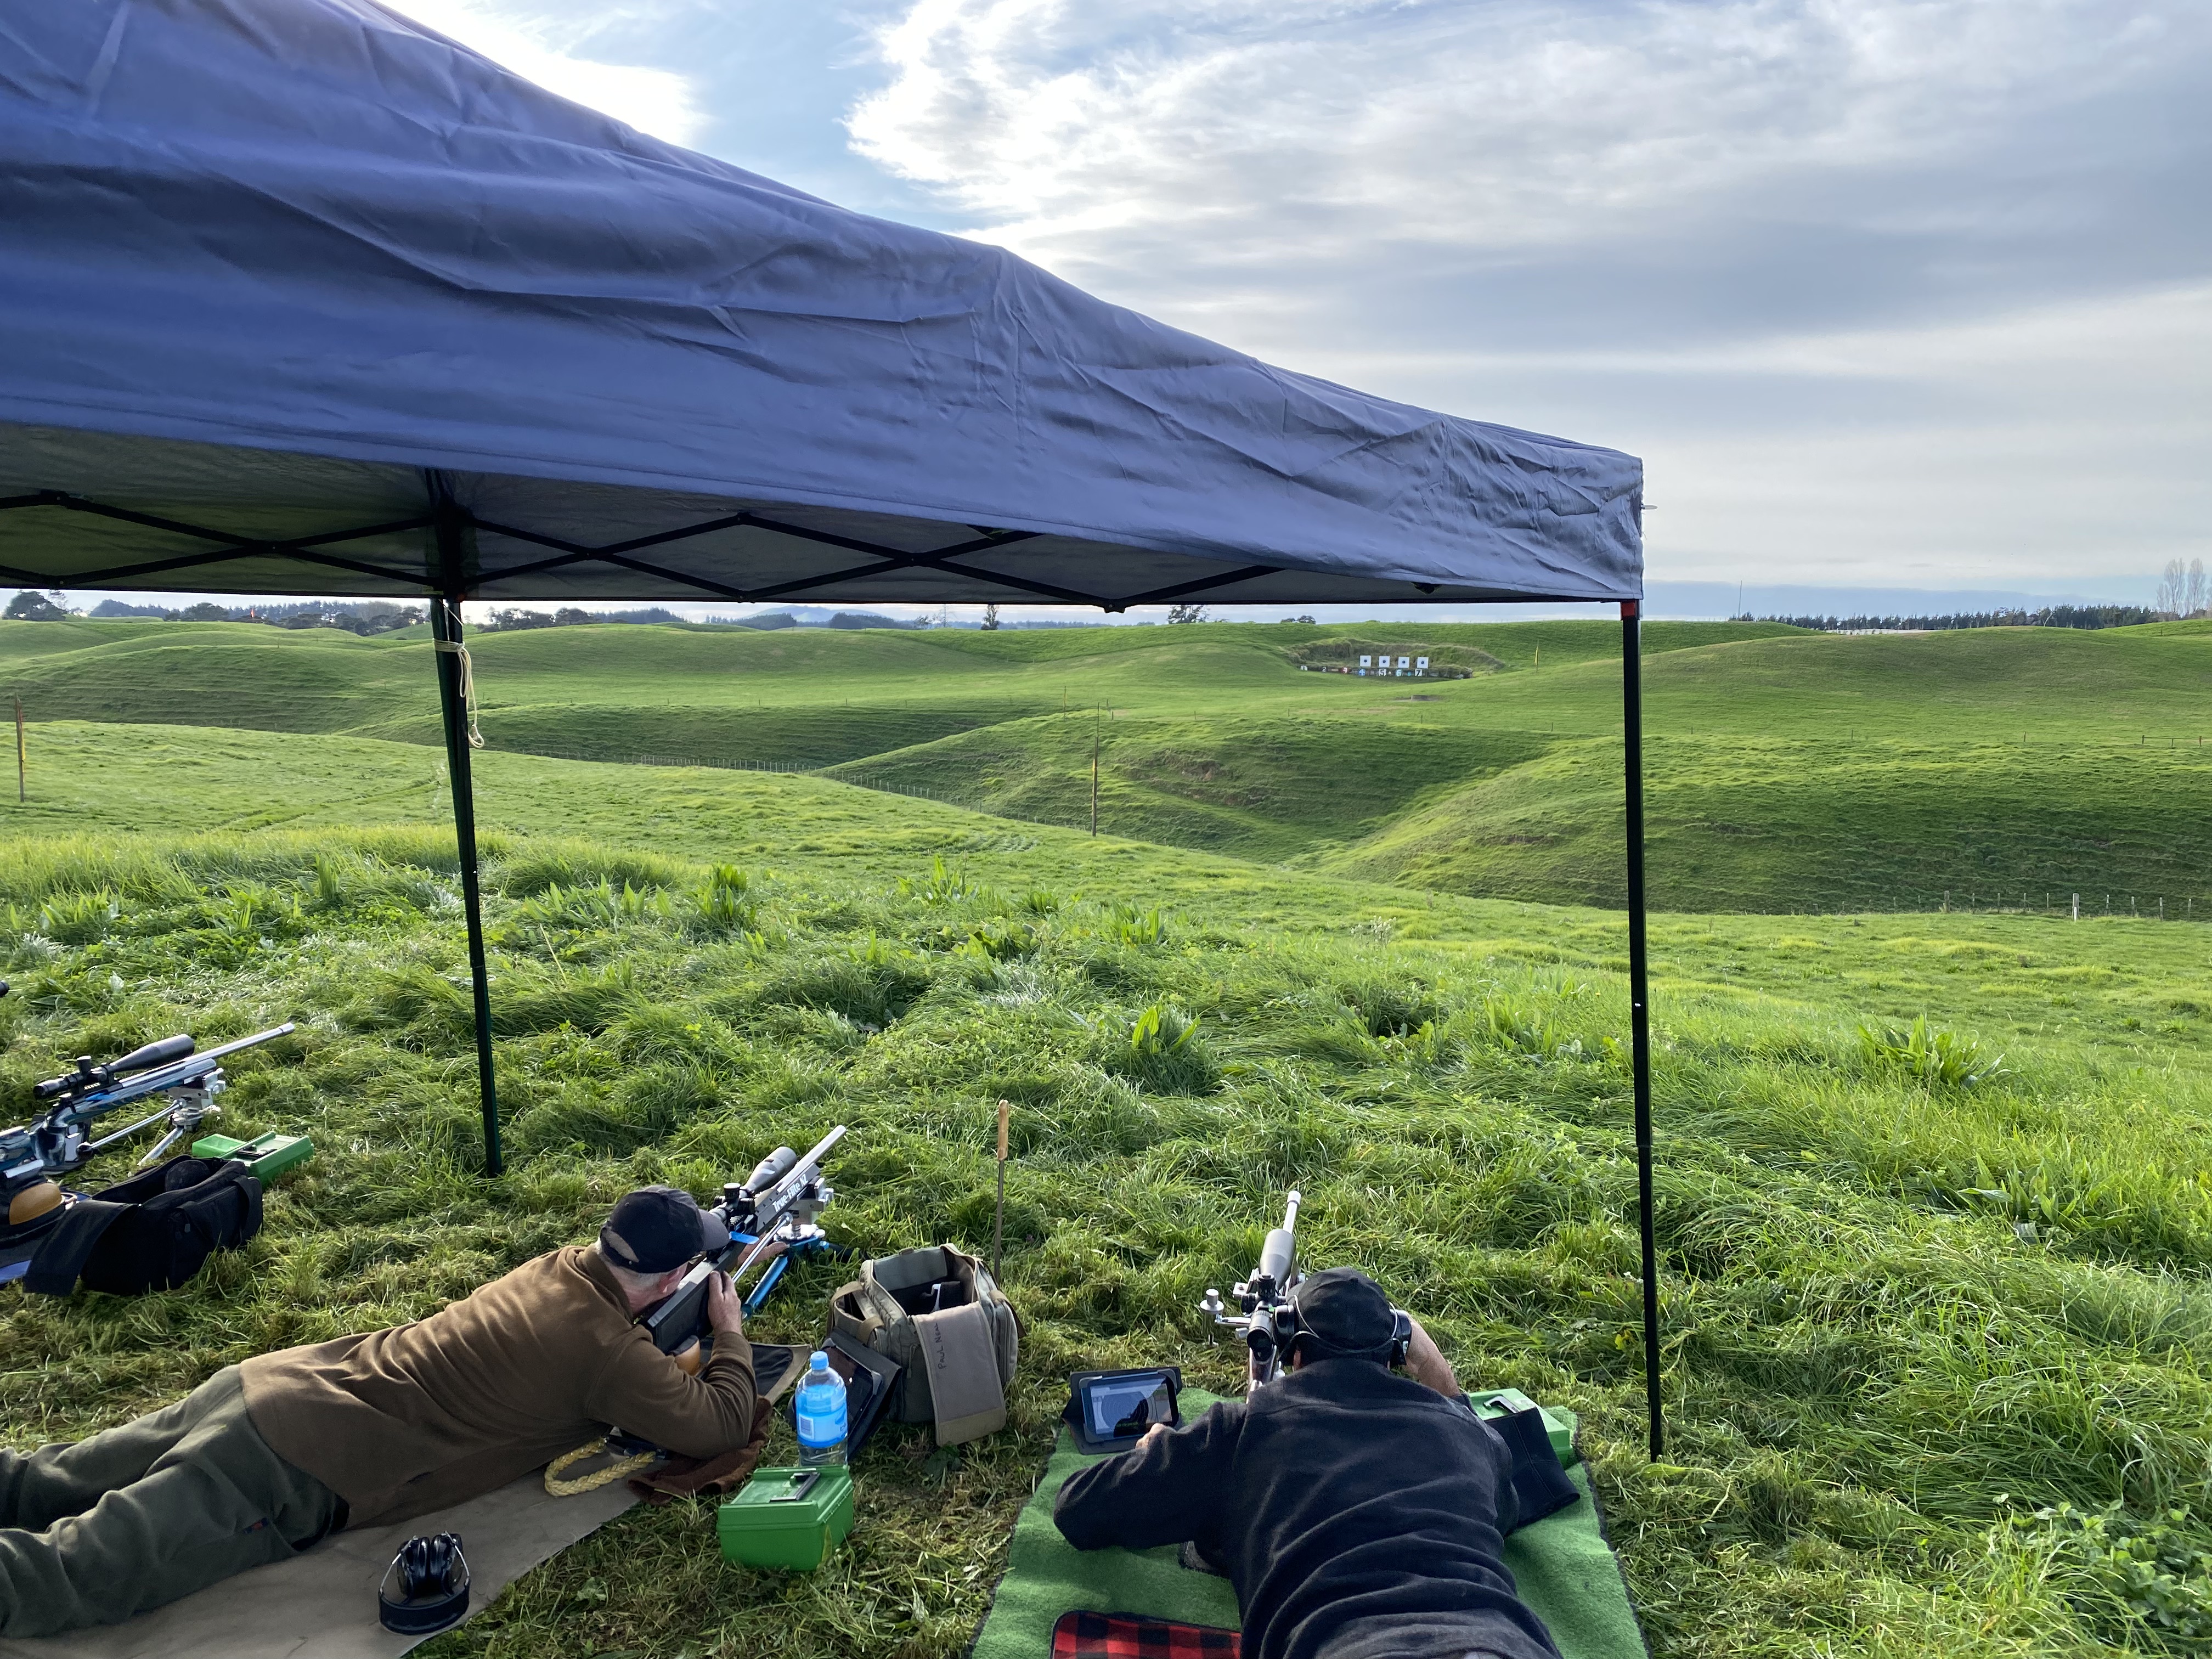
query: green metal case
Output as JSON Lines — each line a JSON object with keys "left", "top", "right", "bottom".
{"left": 191, "top": 1130, "right": 315, "bottom": 1181}
{"left": 1469, "top": 1387, "right": 1578, "bottom": 1468}
{"left": 717, "top": 1466, "right": 855, "bottom": 1570}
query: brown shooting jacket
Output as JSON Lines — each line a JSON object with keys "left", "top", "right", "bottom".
{"left": 240, "top": 1245, "right": 756, "bottom": 1528}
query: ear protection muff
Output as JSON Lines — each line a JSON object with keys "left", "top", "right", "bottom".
{"left": 1288, "top": 1305, "right": 1416, "bottom": 1368}
{"left": 379, "top": 1531, "right": 471, "bottom": 1634}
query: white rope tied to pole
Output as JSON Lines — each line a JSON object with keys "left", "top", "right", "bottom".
{"left": 432, "top": 637, "right": 484, "bottom": 748}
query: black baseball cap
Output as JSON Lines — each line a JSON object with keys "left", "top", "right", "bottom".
{"left": 600, "top": 1186, "right": 728, "bottom": 1274}
{"left": 1289, "top": 1267, "right": 1397, "bottom": 1363}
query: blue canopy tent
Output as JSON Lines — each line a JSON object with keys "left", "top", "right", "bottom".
{"left": 0, "top": 0, "right": 1661, "bottom": 1446}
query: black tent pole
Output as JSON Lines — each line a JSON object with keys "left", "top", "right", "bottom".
{"left": 427, "top": 563, "right": 503, "bottom": 1177}
{"left": 1621, "top": 597, "right": 1662, "bottom": 1455}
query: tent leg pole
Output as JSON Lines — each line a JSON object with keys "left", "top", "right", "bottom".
{"left": 430, "top": 592, "right": 503, "bottom": 1178}
{"left": 1621, "top": 598, "right": 1662, "bottom": 1457}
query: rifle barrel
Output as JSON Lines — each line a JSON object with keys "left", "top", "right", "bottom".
{"left": 781, "top": 1124, "right": 845, "bottom": 1183}
{"left": 60, "top": 1024, "right": 296, "bottom": 1116}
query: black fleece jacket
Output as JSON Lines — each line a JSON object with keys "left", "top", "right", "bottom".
{"left": 1052, "top": 1358, "right": 1560, "bottom": 1659}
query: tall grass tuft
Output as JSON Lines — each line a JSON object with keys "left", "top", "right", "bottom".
{"left": 1110, "top": 1003, "right": 1218, "bottom": 1095}
{"left": 1859, "top": 1014, "right": 2008, "bottom": 1088}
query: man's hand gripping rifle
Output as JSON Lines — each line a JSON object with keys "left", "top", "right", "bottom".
{"left": 642, "top": 1125, "right": 847, "bottom": 1368}
{"left": 3, "top": 990, "right": 294, "bottom": 1244}
{"left": 1199, "top": 1189, "right": 1305, "bottom": 1391}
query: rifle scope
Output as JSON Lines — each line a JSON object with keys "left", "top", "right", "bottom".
{"left": 33, "top": 1034, "right": 197, "bottom": 1101}
{"left": 1256, "top": 1189, "right": 1301, "bottom": 1289}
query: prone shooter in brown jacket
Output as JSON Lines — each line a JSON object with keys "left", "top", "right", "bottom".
{"left": 0, "top": 1185, "right": 756, "bottom": 1637}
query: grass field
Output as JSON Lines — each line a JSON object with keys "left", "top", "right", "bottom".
{"left": 4, "top": 714, "right": 2212, "bottom": 1657}
{"left": 9, "top": 615, "right": 2210, "bottom": 914}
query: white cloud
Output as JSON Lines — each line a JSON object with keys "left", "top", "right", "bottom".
{"left": 392, "top": 0, "right": 709, "bottom": 147}
{"left": 843, "top": 0, "right": 2211, "bottom": 588}
{"left": 848, "top": 0, "right": 2187, "bottom": 278}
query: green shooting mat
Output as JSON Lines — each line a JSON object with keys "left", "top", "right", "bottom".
{"left": 971, "top": 1390, "right": 1645, "bottom": 1659}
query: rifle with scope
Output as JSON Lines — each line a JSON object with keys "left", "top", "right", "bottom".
{"left": 641, "top": 1124, "right": 848, "bottom": 1370}
{"left": 1199, "top": 1189, "right": 1305, "bottom": 1391}
{"left": 1199, "top": 1189, "right": 1412, "bottom": 1389}
{"left": 3, "top": 996, "right": 296, "bottom": 1240}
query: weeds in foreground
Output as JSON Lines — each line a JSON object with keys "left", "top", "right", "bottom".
{"left": 1111, "top": 1003, "right": 1217, "bottom": 1096}
{"left": 1860, "top": 1013, "right": 2008, "bottom": 1088}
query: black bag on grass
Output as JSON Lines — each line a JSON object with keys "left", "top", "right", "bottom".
{"left": 25, "top": 1155, "right": 263, "bottom": 1296}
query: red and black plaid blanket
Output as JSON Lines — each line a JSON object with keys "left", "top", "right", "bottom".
{"left": 1049, "top": 1610, "right": 1240, "bottom": 1658}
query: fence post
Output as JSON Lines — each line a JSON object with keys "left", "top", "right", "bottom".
{"left": 2071, "top": 893, "right": 2079, "bottom": 922}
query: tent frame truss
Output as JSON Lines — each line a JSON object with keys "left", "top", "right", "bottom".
{"left": 0, "top": 492, "right": 1295, "bottom": 612}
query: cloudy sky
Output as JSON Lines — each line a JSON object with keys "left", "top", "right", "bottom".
{"left": 343, "top": 2, "right": 2209, "bottom": 602}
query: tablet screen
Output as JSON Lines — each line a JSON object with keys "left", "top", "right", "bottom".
{"left": 1084, "top": 1370, "right": 1176, "bottom": 1441}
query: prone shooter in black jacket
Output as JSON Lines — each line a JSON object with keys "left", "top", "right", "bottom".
{"left": 1053, "top": 1268, "right": 1561, "bottom": 1659}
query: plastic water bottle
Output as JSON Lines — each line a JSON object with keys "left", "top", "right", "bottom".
{"left": 794, "top": 1350, "right": 848, "bottom": 1467}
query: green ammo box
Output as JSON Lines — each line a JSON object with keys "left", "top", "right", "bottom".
{"left": 1469, "top": 1387, "right": 1578, "bottom": 1468}
{"left": 191, "top": 1130, "right": 315, "bottom": 1182}
{"left": 718, "top": 1466, "right": 855, "bottom": 1571}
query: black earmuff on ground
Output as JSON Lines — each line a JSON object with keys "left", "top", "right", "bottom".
{"left": 378, "top": 1531, "right": 471, "bottom": 1634}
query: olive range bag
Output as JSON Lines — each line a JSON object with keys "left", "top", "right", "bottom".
{"left": 829, "top": 1245, "right": 1019, "bottom": 1447}
{"left": 24, "top": 1154, "right": 264, "bottom": 1297}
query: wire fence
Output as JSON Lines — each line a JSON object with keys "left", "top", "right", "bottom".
{"left": 506, "top": 748, "right": 817, "bottom": 773}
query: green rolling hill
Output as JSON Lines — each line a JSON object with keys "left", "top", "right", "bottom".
{"left": 4, "top": 615, "right": 2206, "bottom": 913}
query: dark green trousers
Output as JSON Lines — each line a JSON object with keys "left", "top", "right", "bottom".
{"left": 0, "top": 1364, "right": 343, "bottom": 1637}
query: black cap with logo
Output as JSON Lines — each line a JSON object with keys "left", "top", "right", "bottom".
{"left": 599, "top": 1186, "right": 729, "bottom": 1275}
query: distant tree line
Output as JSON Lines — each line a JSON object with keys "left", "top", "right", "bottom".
{"left": 4, "top": 591, "right": 426, "bottom": 633}
{"left": 481, "top": 606, "right": 937, "bottom": 630}
{"left": 1747, "top": 604, "right": 2168, "bottom": 633}
{"left": 481, "top": 605, "right": 686, "bottom": 630}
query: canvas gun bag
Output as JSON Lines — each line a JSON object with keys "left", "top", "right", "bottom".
{"left": 829, "top": 1245, "right": 1019, "bottom": 1446}
{"left": 24, "top": 1155, "right": 264, "bottom": 1297}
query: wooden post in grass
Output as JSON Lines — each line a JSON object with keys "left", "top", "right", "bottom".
{"left": 2072, "top": 893, "right": 2079, "bottom": 922}
{"left": 994, "top": 1098, "right": 1010, "bottom": 1284}
{"left": 1091, "top": 707, "right": 1100, "bottom": 836}
{"left": 12, "top": 693, "right": 21, "bottom": 803}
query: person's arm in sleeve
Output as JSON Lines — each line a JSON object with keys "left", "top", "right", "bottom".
{"left": 1053, "top": 1403, "right": 1239, "bottom": 1551}
{"left": 586, "top": 1271, "right": 758, "bottom": 1457}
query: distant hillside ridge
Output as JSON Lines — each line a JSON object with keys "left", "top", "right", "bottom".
{"left": 5, "top": 615, "right": 2209, "bottom": 913}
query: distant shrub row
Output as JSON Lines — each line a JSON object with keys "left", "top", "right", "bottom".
{"left": 1746, "top": 605, "right": 2168, "bottom": 632}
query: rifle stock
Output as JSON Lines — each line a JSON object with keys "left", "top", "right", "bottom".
{"left": 640, "top": 1125, "right": 847, "bottom": 1357}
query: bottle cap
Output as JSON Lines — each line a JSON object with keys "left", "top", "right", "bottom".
{"left": 809, "top": 1350, "right": 829, "bottom": 1370}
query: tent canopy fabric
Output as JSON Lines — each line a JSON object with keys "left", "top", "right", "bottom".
{"left": 0, "top": 0, "right": 1666, "bottom": 1457}
{"left": 0, "top": 0, "right": 1641, "bottom": 608}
